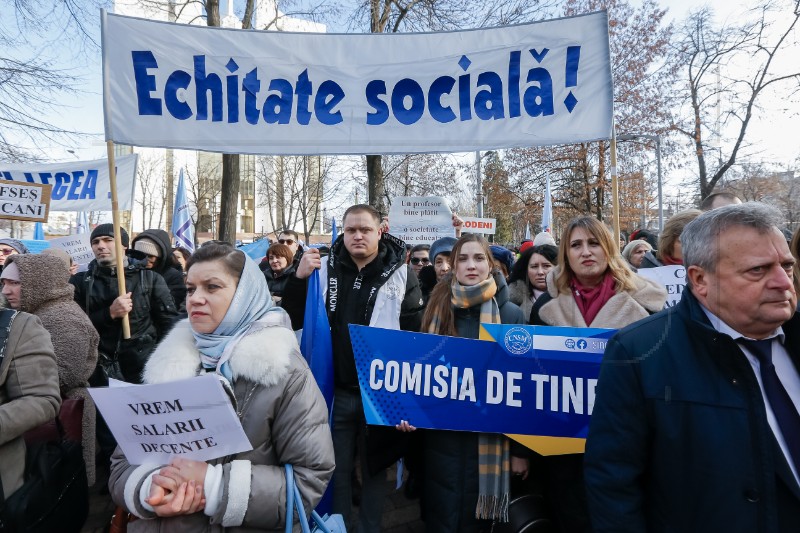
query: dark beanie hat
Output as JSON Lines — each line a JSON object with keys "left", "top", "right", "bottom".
{"left": 90, "top": 223, "right": 129, "bottom": 247}
{"left": 490, "top": 245, "right": 515, "bottom": 273}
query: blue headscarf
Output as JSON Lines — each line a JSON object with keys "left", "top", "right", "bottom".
{"left": 192, "top": 252, "right": 288, "bottom": 382}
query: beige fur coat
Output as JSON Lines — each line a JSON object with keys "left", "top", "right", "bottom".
{"left": 531, "top": 266, "right": 667, "bottom": 328}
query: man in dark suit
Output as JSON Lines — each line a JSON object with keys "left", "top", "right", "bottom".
{"left": 585, "top": 202, "right": 800, "bottom": 532}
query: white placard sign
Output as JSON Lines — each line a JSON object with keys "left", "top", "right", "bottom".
{"left": 102, "top": 11, "right": 613, "bottom": 155}
{"left": 389, "top": 196, "right": 455, "bottom": 245}
{"left": 0, "top": 182, "right": 51, "bottom": 222}
{"left": 89, "top": 374, "right": 252, "bottom": 465}
{"left": 0, "top": 155, "right": 138, "bottom": 211}
{"left": 47, "top": 234, "right": 94, "bottom": 272}
{"left": 461, "top": 217, "right": 497, "bottom": 235}
{"left": 637, "top": 265, "right": 686, "bottom": 309}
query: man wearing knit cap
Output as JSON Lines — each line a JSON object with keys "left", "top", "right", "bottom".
{"left": 70, "top": 223, "right": 178, "bottom": 481}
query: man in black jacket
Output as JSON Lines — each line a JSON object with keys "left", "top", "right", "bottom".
{"left": 70, "top": 224, "right": 178, "bottom": 384}
{"left": 585, "top": 202, "right": 800, "bottom": 532}
{"left": 282, "top": 204, "right": 424, "bottom": 533}
{"left": 70, "top": 224, "right": 179, "bottom": 483}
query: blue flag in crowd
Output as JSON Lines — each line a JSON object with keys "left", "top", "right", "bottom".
{"left": 76, "top": 212, "right": 90, "bottom": 234}
{"left": 299, "top": 270, "right": 335, "bottom": 515}
{"left": 331, "top": 216, "right": 337, "bottom": 246}
{"left": 172, "top": 169, "right": 195, "bottom": 253}
{"left": 238, "top": 239, "right": 270, "bottom": 261}
{"left": 300, "top": 270, "right": 334, "bottom": 413}
{"left": 33, "top": 223, "right": 44, "bottom": 240}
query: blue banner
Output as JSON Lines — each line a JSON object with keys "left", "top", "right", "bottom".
{"left": 350, "top": 324, "right": 615, "bottom": 440}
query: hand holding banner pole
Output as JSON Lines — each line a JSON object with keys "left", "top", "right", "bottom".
{"left": 106, "top": 140, "right": 130, "bottom": 339}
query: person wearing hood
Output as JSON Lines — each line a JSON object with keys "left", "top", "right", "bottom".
{"left": 528, "top": 216, "right": 667, "bottom": 532}
{"left": 415, "top": 234, "right": 525, "bottom": 531}
{"left": 109, "top": 243, "right": 334, "bottom": 530}
{"left": 2, "top": 254, "right": 99, "bottom": 486}
{"left": 130, "top": 229, "right": 188, "bottom": 311}
{"left": 282, "top": 204, "right": 424, "bottom": 533}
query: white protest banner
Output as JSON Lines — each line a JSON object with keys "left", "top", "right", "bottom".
{"left": 102, "top": 11, "right": 613, "bottom": 155}
{"left": 89, "top": 374, "right": 252, "bottom": 465}
{"left": 47, "top": 234, "right": 94, "bottom": 271}
{"left": 461, "top": 217, "right": 496, "bottom": 235}
{"left": 389, "top": 196, "right": 454, "bottom": 245}
{"left": 0, "top": 154, "right": 138, "bottom": 212}
{"left": 637, "top": 265, "right": 686, "bottom": 308}
{"left": 0, "top": 182, "right": 51, "bottom": 223}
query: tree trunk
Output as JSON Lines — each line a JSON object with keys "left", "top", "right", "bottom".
{"left": 366, "top": 155, "right": 386, "bottom": 213}
{"left": 204, "top": 0, "right": 239, "bottom": 243}
{"left": 365, "top": 0, "right": 387, "bottom": 214}
{"left": 219, "top": 154, "right": 240, "bottom": 242}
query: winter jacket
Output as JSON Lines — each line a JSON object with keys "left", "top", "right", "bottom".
{"left": 508, "top": 279, "right": 542, "bottom": 322}
{"left": 0, "top": 312, "right": 61, "bottom": 498}
{"left": 263, "top": 263, "right": 296, "bottom": 302}
{"left": 109, "top": 317, "right": 335, "bottom": 532}
{"left": 529, "top": 267, "right": 667, "bottom": 329}
{"left": 283, "top": 233, "right": 424, "bottom": 388}
{"left": 424, "top": 272, "right": 524, "bottom": 532}
{"left": 637, "top": 250, "right": 663, "bottom": 269}
{"left": 282, "top": 233, "right": 424, "bottom": 475}
{"left": 70, "top": 259, "right": 179, "bottom": 383}
{"left": 527, "top": 266, "right": 666, "bottom": 532}
{"left": 585, "top": 289, "right": 800, "bottom": 532}
{"left": 8, "top": 254, "right": 99, "bottom": 485}
{"left": 131, "top": 229, "right": 188, "bottom": 311}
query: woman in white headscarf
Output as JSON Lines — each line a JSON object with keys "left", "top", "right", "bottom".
{"left": 109, "top": 243, "right": 334, "bottom": 532}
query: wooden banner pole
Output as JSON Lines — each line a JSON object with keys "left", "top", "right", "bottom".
{"left": 106, "top": 140, "right": 131, "bottom": 339}
{"left": 609, "top": 126, "right": 621, "bottom": 249}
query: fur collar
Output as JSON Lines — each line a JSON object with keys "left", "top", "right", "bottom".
{"left": 540, "top": 267, "right": 666, "bottom": 328}
{"left": 143, "top": 318, "right": 296, "bottom": 387}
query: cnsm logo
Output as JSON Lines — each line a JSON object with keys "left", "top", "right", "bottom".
{"left": 503, "top": 327, "right": 532, "bottom": 355}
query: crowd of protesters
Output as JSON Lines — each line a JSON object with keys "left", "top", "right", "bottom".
{"left": 1, "top": 190, "right": 799, "bottom": 532}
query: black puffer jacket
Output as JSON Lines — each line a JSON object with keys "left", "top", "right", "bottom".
{"left": 424, "top": 272, "right": 524, "bottom": 532}
{"left": 70, "top": 260, "right": 179, "bottom": 383}
{"left": 263, "top": 263, "right": 296, "bottom": 302}
{"left": 638, "top": 250, "right": 663, "bottom": 269}
{"left": 130, "top": 229, "right": 187, "bottom": 311}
